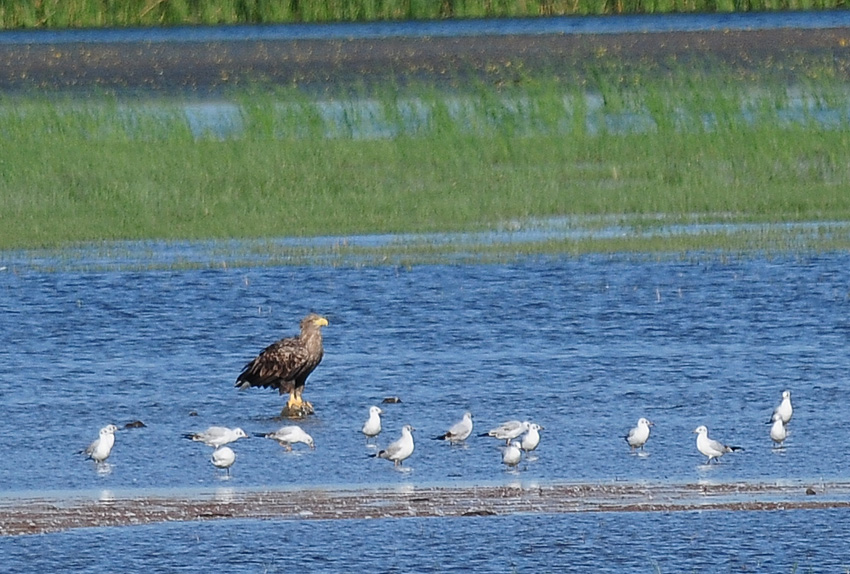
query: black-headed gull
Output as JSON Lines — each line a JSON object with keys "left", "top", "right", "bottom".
{"left": 184, "top": 426, "right": 248, "bottom": 448}
{"left": 262, "top": 425, "right": 315, "bottom": 451}
{"left": 434, "top": 412, "right": 474, "bottom": 443}
{"left": 362, "top": 406, "right": 383, "bottom": 441}
{"left": 84, "top": 425, "right": 118, "bottom": 463}
{"left": 625, "top": 418, "right": 654, "bottom": 452}
{"left": 769, "top": 413, "right": 788, "bottom": 447}
{"left": 480, "top": 420, "right": 526, "bottom": 444}
{"left": 772, "top": 390, "right": 793, "bottom": 425}
{"left": 211, "top": 446, "right": 236, "bottom": 475}
{"left": 694, "top": 425, "right": 742, "bottom": 464}
{"left": 520, "top": 422, "right": 543, "bottom": 453}
{"left": 502, "top": 441, "right": 522, "bottom": 468}
{"left": 373, "top": 424, "right": 415, "bottom": 467}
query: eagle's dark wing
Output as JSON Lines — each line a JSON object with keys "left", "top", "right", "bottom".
{"left": 235, "top": 337, "right": 322, "bottom": 394}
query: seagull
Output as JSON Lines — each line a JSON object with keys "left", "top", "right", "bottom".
{"left": 373, "top": 424, "right": 415, "bottom": 467}
{"left": 262, "top": 425, "right": 315, "bottom": 451}
{"left": 361, "top": 406, "right": 383, "bottom": 442}
{"left": 769, "top": 413, "right": 788, "bottom": 447}
{"left": 694, "top": 425, "right": 743, "bottom": 464}
{"left": 502, "top": 441, "right": 522, "bottom": 468}
{"left": 84, "top": 425, "right": 118, "bottom": 463}
{"left": 480, "top": 420, "right": 526, "bottom": 445}
{"left": 625, "top": 418, "right": 654, "bottom": 452}
{"left": 520, "top": 422, "right": 543, "bottom": 453}
{"left": 434, "top": 412, "right": 474, "bottom": 444}
{"left": 211, "top": 446, "right": 236, "bottom": 475}
{"left": 184, "top": 426, "right": 248, "bottom": 448}
{"left": 772, "top": 390, "right": 793, "bottom": 425}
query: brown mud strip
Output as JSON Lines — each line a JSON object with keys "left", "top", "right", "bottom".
{"left": 1, "top": 28, "right": 850, "bottom": 92}
{"left": 3, "top": 481, "right": 849, "bottom": 536}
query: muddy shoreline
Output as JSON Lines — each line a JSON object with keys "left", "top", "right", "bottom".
{"left": 3, "top": 481, "right": 849, "bottom": 536}
{"left": 2, "top": 27, "right": 850, "bottom": 92}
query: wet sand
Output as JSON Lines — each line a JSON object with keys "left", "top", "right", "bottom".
{"left": 3, "top": 481, "right": 849, "bottom": 536}
{"left": 1, "top": 27, "right": 850, "bottom": 92}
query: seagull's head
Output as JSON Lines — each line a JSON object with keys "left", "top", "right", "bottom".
{"left": 694, "top": 425, "right": 708, "bottom": 435}
{"left": 782, "top": 390, "right": 791, "bottom": 399}
{"left": 403, "top": 424, "right": 415, "bottom": 433}
{"left": 464, "top": 412, "right": 473, "bottom": 420}
{"left": 234, "top": 428, "right": 248, "bottom": 439}
{"left": 102, "top": 425, "right": 119, "bottom": 435}
{"left": 639, "top": 418, "right": 654, "bottom": 428}
{"left": 370, "top": 406, "right": 383, "bottom": 416}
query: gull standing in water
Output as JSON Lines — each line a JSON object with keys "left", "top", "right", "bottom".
{"left": 502, "top": 441, "right": 522, "bottom": 468}
{"left": 84, "top": 425, "right": 118, "bottom": 463}
{"left": 361, "top": 406, "right": 383, "bottom": 444}
{"left": 211, "top": 446, "right": 236, "bottom": 476}
{"left": 261, "top": 425, "right": 315, "bottom": 451}
{"left": 480, "top": 420, "right": 526, "bottom": 445}
{"left": 772, "top": 390, "right": 793, "bottom": 425}
{"left": 373, "top": 424, "right": 415, "bottom": 467}
{"left": 694, "top": 425, "right": 743, "bottom": 464}
{"left": 184, "top": 426, "right": 248, "bottom": 448}
{"left": 434, "top": 412, "right": 474, "bottom": 444}
{"left": 769, "top": 413, "right": 788, "bottom": 448}
{"left": 625, "top": 418, "right": 654, "bottom": 453}
{"left": 520, "top": 422, "right": 543, "bottom": 454}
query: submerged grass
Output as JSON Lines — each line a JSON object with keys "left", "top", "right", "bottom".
{"left": 2, "top": 70, "right": 850, "bottom": 256}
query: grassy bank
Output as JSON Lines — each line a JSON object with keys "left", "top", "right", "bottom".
{"left": 1, "top": 72, "right": 849, "bottom": 253}
{"left": 0, "top": 0, "right": 845, "bottom": 29}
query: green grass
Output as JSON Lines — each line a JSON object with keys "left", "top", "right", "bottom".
{"left": 0, "top": 0, "right": 845, "bottom": 28}
{"left": 2, "top": 71, "right": 850, "bottom": 255}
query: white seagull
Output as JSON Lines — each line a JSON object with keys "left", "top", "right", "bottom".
{"left": 694, "top": 425, "right": 743, "bottom": 464}
{"left": 434, "top": 412, "right": 474, "bottom": 443}
{"left": 480, "top": 420, "right": 526, "bottom": 445}
{"left": 211, "top": 446, "right": 236, "bottom": 475}
{"left": 374, "top": 424, "right": 415, "bottom": 467}
{"left": 502, "top": 441, "right": 522, "bottom": 468}
{"left": 625, "top": 418, "right": 654, "bottom": 452}
{"left": 184, "top": 426, "right": 248, "bottom": 448}
{"left": 769, "top": 413, "right": 788, "bottom": 447}
{"left": 520, "top": 422, "right": 543, "bottom": 453}
{"left": 362, "top": 406, "right": 383, "bottom": 442}
{"left": 262, "top": 425, "right": 315, "bottom": 451}
{"left": 84, "top": 425, "right": 118, "bottom": 463}
{"left": 772, "top": 390, "right": 793, "bottom": 425}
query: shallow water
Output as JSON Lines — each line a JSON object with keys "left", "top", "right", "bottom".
{"left": 3, "top": 509, "right": 849, "bottom": 572}
{"left": 1, "top": 251, "right": 849, "bottom": 495}
{"left": 1, "top": 9, "right": 849, "bottom": 45}
{"left": 3, "top": 247, "right": 850, "bottom": 567}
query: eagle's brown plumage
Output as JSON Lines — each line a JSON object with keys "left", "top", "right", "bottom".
{"left": 235, "top": 313, "right": 329, "bottom": 415}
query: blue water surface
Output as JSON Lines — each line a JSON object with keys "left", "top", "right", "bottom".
{"left": 1, "top": 253, "right": 849, "bottom": 495}
{"left": 3, "top": 509, "right": 849, "bottom": 572}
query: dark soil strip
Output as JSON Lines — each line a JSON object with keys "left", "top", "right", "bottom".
{"left": 2, "top": 481, "right": 848, "bottom": 536}
{"left": 2, "top": 28, "right": 850, "bottom": 92}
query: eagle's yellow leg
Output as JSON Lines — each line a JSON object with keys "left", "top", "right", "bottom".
{"left": 286, "top": 390, "right": 301, "bottom": 410}
{"left": 282, "top": 388, "right": 313, "bottom": 417}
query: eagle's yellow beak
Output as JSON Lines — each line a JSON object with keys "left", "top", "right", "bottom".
{"left": 315, "top": 316, "right": 329, "bottom": 327}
